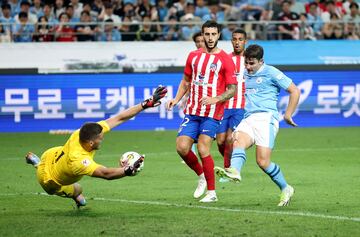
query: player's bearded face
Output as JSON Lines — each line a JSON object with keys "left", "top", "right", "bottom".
{"left": 204, "top": 38, "right": 218, "bottom": 50}
{"left": 203, "top": 27, "right": 220, "bottom": 51}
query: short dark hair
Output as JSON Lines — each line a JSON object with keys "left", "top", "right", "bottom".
{"left": 20, "top": 1, "right": 30, "bottom": 7}
{"left": 326, "top": 0, "right": 335, "bottom": 6}
{"left": 18, "top": 11, "right": 28, "bottom": 18}
{"left": 202, "top": 20, "right": 220, "bottom": 33}
{"left": 105, "top": 18, "right": 114, "bottom": 23}
{"left": 282, "top": 0, "right": 291, "bottom": 6}
{"left": 81, "top": 10, "right": 90, "bottom": 16}
{"left": 208, "top": 0, "right": 219, "bottom": 6}
{"left": 244, "top": 44, "right": 264, "bottom": 61}
{"left": 309, "top": 2, "right": 318, "bottom": 8}
{"left": 104, "top": 2, "right": 113, "bottom": 9}
{"left": 232, "top": 28, "right": 247, "bottom": 39}
{"left": 59, "top": 12, "right": 69, "bottom": 20}
{"left": 1, "top": 3, "right": 11, "bottom": 10}
{"left": 79, "top": 122, "right": 103, "bottom": 143}
{"left": 192, "top": 31, "right": 202, "bottom": 42}
{"left": 350, "top": 2, "right": 359, "bottom": 9}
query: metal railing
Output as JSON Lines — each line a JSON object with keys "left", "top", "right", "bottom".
{"left": 0, "top": 19, "right": 358, "bottom": 42}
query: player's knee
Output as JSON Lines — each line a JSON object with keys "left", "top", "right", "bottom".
{"left": 176, "top": 142, "right": 190, "bottom": 157}
{"left": 225, "top": 134, "right": 233, "bottom": 145}
{"left": 232, "top": 133, "right": 249, "bottom": 149}
{"left": 256, "top": 158, "right": 269, "bottom": 169}
{"left": 216, "top": 135, "right": 225, "bottom": 147}
{"left": 216, "top": 140, "right": 224, "bottom": 147}
{"left": 233, "top": 138, "right": 243, "bottom": 149}
{"left": 197, "top": 145, "right": 210, "bottom": 158}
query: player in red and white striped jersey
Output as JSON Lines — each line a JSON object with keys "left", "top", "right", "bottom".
{"left": 216, "top": 29, "right": 247, "bottom": 181}
{"left": 167, "top": 21, "right": 237, "bottom": 203}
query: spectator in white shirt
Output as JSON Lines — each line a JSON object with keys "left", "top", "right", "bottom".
{"left": 15, "top": 1, "right": 37, "bottom": 24}
{"left": 70, "top": 0, "right": 83, "bottom": 19}
{"left": 99, "top": 2, "right": 122, "bottom": 28}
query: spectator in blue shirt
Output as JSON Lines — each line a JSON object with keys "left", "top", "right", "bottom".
{"left": 42, "top": 3, "right": 59, "bottom": 28}
{"left": 9, "top": 0, "right": 21, "bottom": 17}
{"left": 162, "top": 15, "right": 180, "bottom": 40}
{"left": 1, "top": 3, "right": 15, "bottom": 32}
{"left": 180, "top": 13, "right": 201, "bottom": 40}
{"left": 202, "top": 0, "right": 225, "bottom": 23}
{"left": 221, "top": 19, "right": 238, "bottom": 40}
{"left": 30, "top": 0, "right": 44, "bottom": 18}
{"left": 156, "top": 0, "right": 168, "bottom": 22}
{"left": 65, "top": 5, "right": 80, "bottom": 29}
{"left": 99, "top": 18, "right": 121, "bottom": 41}
{"left": 307, "top": 2, "right": 323, "bottom": 35}
{"left": 13, "top": 12, "right": 35, "bottom": 42}
{"left": 195, "top": 0, "right": 209, "bottom": 18}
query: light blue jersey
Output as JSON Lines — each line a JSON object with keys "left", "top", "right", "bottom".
{"left": 244, "top": 64, "right": 292, "bottom": 120}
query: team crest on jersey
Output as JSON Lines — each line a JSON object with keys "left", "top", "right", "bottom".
{"left": 276, "top": 74, "right": 284, "bottom": 80}
{"left": 256, "top": 77, "right": 263, "bottom": 84}
{"left": 209, "top": 63, "right": 217, "bottom": 72}
{"left": 198, "top": 73, "right": 205, "bottom": 80}
{"left": 82, "top": 158, "right": 91, "bottom": 167}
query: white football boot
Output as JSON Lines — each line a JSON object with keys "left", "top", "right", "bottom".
{"left": 193, "top": 175, "right": 207, "bottom": 198}
{"left": 199, "top": 191, "right": 218, "bottom": 203}
{"left": 278, "top": 185, "right": 295, "bottom": 207}
{"left": 215, "top": 166, "right": 241, "bottom": 183}
{"left": 25, "top": 152, "right": 40, "bottom": 167}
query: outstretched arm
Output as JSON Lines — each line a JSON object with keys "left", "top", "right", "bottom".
{"left": 200, "top": 84, "right": 237, "bottom": 105}
{"left": 92, "top": 156, "right": 144, "bottom": 179}
{"left": 105, "top": 104, "right": 143, "bottom": 129}
{"left": 92, "top": 166, "right": 127, "bottom": 180}
{"left": 284, "top": 82, "right": 300, "bottom": 127}
{"left": 105, "top": 85, "right": 167, "bottom": 129}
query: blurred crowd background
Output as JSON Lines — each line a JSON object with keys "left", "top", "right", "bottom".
{"left": 0, "top": 0, "right": 359, "bottom": 42}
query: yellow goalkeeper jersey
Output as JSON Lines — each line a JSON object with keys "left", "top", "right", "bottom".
{"left": 44, "top": 120, "right": 110, "bottom": 185}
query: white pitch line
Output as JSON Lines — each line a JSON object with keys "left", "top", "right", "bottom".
{"left": 1, "top": 192, "right": 360, "bottom": 223}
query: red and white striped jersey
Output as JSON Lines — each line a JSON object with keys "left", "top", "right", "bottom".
{"left": 183, "top": 49, "right": 237, "bottom": 120}
{"left": 225, "top": 52, "right": 245, "bottom": 109}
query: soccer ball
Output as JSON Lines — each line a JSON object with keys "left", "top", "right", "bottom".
{"left": 120, "top": 151, "right": 144, "bottom": 171}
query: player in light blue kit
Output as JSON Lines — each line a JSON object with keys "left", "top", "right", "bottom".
{"left": 215, "top": 44, "right": 300, "bottom": 206}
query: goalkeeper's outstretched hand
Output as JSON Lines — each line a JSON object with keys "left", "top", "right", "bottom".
{"left": 141, "top": 85, "right": 168, "bottom": 109}
{"left": 124, "top": 155, "right": 145, "bottom": 176}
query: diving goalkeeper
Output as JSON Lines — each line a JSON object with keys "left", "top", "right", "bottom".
{"left": 25, "top": 86, "right": 167, "bottom": 207}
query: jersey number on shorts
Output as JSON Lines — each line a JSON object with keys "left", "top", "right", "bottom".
{"left": 181, "top": 117, "right": 190, "bottom": 127}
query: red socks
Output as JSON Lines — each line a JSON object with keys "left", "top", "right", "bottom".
{"left": 218, "top": 143, "right": 232, "bottom": 168}
{"left": 201, "top": 155, "right": 215, "bottom": 190}
{"left": 218, "top": 143, "right": 225, "bottom": 157}
{"left": 182, "top": 150, "right": 203, "bottom": 176}
{"left": 182, "top": 152, "right": 216, "bottom": 191}
{"left": 223, "top": 144, "right": 232, "bottom": 168}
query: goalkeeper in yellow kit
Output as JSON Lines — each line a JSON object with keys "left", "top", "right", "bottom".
{"left": 25, "top": 86, "right": 167, "bottom": 207}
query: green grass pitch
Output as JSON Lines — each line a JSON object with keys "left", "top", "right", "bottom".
{"left": 0, "top": 127, "right": 359, "bottom": 236}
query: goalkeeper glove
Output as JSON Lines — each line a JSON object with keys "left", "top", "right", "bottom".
{"left": 141, "top": 85, "right": 168, "bottom": 109}
{"left": 124, "top": 155, "right": 145, "bottom": 176}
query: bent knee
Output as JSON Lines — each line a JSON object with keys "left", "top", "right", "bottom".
{"left": 176, "top": 143, "right": 191, "bottom": 156}
{"left": 256, "top": 159, "right": 270, "bottom": 169}
{"left": 233, "top": 132, "right": 252, "bottom": 148}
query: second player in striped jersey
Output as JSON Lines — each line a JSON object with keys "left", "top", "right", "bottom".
{"left": 216, "top": 29, "right": 247, "bottom": 176}
{"left": 166, "top": 20, "right": 237, "bottom": 203}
